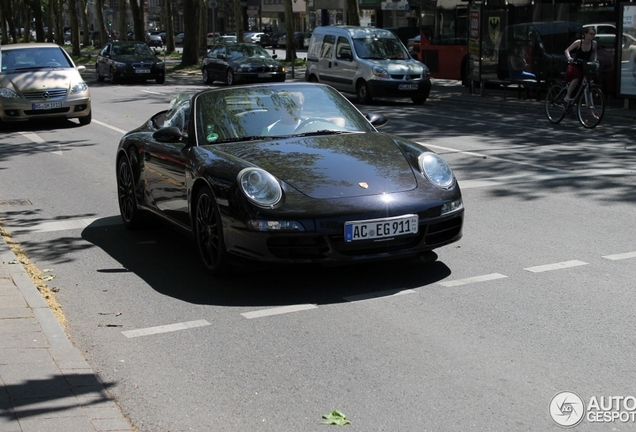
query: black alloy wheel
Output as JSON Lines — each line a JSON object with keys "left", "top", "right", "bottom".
{"left": 195, "top": 186, "right": 230, "bottom": 276}
{"left": 117, "top": 155, "right": 143, "bottom": 229}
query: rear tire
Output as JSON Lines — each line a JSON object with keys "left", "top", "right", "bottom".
{"left": 117, "top": 155, "right": 144, "bottom": 229}
{"left": 545, "top": 84, "right": 567, "bottom": 124}
{"left": 356, "top": 80, "right": 372, "bottom": 104}
{"left": 577, "top": 87, "right": 604, "bottom": 128}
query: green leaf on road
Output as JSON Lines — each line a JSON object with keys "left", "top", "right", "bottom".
{"left": 321, "top": 410, "right": 351, "bottom": 426}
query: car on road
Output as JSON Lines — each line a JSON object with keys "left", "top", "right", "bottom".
{"left": 115, "top": 83, "right": 464, "bottom": 275}
{"left": 174, "top": 32, "right": 185, "bottom": 44}
{"left": 146, "top": 33, "right": 163, "bottom": 48}
{"left": 0, "top": 43, "right": 92, "bottom": 127}
{"left": 96, "top": 41, "right": 165, "bottom": 84}
{"left": 201, "top": 42, "right": 286, "bottom": 85}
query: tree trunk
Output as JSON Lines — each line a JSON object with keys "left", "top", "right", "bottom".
{"left": 118, "top": 0, "right": 127, "bottom": 41}
{"left": 181, "top": 0, "right": 201, "bottom": 66}
{"left": 283, "top": 0, "right": 294, "bottom": 62}
{"left": 70, "top": 0, "right": 81, "bottom": 55}
{"left": 24, "top": 0, "right": 45, "bottom": 43}
{"left": 80, "top": 0, "right": 90, "bottom": 47}
{"left": 234, "top": 0, "right": 243, "bottom": 42}
{"left": 165, "top": 0, "right": 175, "bottom": 53}
{"left": 346, "top": 0, "right": 360, "bottom": 26}
{"left": 129, "top": 0, "right": 145, "bottom": 42}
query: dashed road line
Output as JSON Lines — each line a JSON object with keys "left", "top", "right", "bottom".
{"left": 343, "top": 288, "right": 416, "bottom": 302}
{"left": 460, "top": 168, "right": 634, "bottom": 189}
{"left": 122, "top": 319, "right": 211, "bottom": 338}
{"left": 241, "top": 304, "right": 317, "bottom": 319}
{"left": 92, "top": 119, "right": 127, "bottom": 134}
{"left": 438, "top": 273, "right": 508, "bottom": 287}
{"left": 524, "top": 260, "right": 588, "bottom": 273}
{"left": 602, "top": 251, "right": 636, "bottom": 261}
{"left": 19, "top": 132, "right": 62, "bottom": 155}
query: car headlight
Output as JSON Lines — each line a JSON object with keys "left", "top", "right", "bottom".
{"left": 418, "top": 152, "right": 455, "bottom": 188}
{"left": 115, "top": 61, "right": 127, "bottom": 67}
{"left": 372, "top": 66, "right": 389, "bottom": 78}
{"left": 70, "top": 82, "right": 88, "bottom": 94}
{"left": 0, "top": 87, "right": 20, "bottom": 99}
{"left": 420, "top": 64, "right": 431, "bottom": 78}
{"left": 156, "top": 61, "right": 164, "bottom": 68}
{"left": 238, "top": 168, "right": 282, "bottom": 207}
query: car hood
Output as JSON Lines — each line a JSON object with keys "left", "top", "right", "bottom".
{"left": 214, "top": 133, "right": 418, "bottom": 199}
{"left": 0, "top": 69, "right": 82, "bottom": 91}
{"left": 232, "top": 56, "right": 281, "bottom": 66}
{"left": 365, "top": 59, "right": 424, "bottom": 74}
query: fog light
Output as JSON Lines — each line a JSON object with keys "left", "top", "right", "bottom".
{"left": 441, "top": 198, "right": 463, "bottom": 215}
{"left": 247, "top": 220, "right": 305, "bottom": 232}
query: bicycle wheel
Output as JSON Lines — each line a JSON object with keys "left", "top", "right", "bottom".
{"left": 577, "top": 86, "right": 605, "bottom": 128}
{"left": 545, "top": 84, "right": 567, "bottom": 124}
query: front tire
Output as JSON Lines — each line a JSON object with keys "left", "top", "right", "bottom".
{"left": 577, "top": 87, "right": 604, "bottom": 128}
{"left": 545, "top": 84, "right": 566, "bottom": 124}
{"left": 96, "top": 67, "right": 104, "bottom": 82}
{"left": 356, "top": 80, "right": 372, "bottom": 104}
{"left": 203, "top": 68, "right": 213, "bottom": 84}
{"left": 194, "top": 186, "right": 230, "bottom": 276}
{"left": 117, "top": 155, "right": 143, "bottom": 229}
{"left": 156, "top": 75, "right": 165, "bottom": 84}
{"left": 226, "top": 69, "right": 235, "bottom": 86}
{"left": 78, "top": 110, "right": 92, "bottom": 126}
{"left": 412, "top": 96, "right": 426, "bottom": 105}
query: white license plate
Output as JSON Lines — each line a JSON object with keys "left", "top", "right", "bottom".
{"left": 258, "top": 73, "right": 273, "bottom": 78}
{"left": 135, "top": 69, "right": 151, "bottom": 74}
{"left": 398, "top": 84, "right": 418, "bottom": 90}
{"left": 32, "top": 102, "right": 62, "bottom": 110}
{"left": 344, "top": 215, "right": 418, "bottom": 242}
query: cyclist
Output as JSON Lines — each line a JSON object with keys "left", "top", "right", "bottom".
{"left": 563, "top": 27, "right": 597, "bottom": 103}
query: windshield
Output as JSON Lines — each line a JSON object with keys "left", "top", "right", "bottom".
{"left": 353, "top": 37, "right": 409, "bottom": 60}
{"left": 1, "top": 47, "right": 73, "bottom": 73}
{"left": 228, "top": 44, "right": 272, "bottom": 59}
{"left": 193, "top": 84, "right": 376, "bottom": 144}
{"left": 112, "top": 43, "right": 154, "bottom": 57}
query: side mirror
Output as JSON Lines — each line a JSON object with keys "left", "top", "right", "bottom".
{"left": 272, "top": 54, "right": 278, "bottom": 59}
{"left": 153, "top": 126, "right": 185, "bottom": 143}
{"left": 365, "top": 113, "right": 388, "bottom": 128}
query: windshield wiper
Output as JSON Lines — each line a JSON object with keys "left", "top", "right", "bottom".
{"left": 213, "top": 135, "right": 286, "bottom": 143}
{"left": 290, "top": 130, "right": 355, "bottom": 137}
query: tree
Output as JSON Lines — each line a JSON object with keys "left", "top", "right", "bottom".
{"left": 69, "top": 0, "right": 81, "bottom": 55}
{"left": 164, "top": 0, "right": 175, "bottom": 53}
{"left": 118, "top": 0, "right": 126, "bottom": 41}
{"left": 129, "top": 0, "right": 145, "bottom": 41}
{"left": 233, "top": 0, "right": 243, "bottom": 42}
{"left": 181, "top": 0, "right": 201, "bottom": 66}
{"left": 346, "top": 0, "right": 360, "bottom": 26}
{"left": 23, "top": 0, "right": 45, "bottom": 42}
{"left": 283, "top": 0, "right": 294, "bottom": 61}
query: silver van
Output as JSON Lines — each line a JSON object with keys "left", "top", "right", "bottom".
{"left": 305, "top": 26, "right": 432, "bottom": 104}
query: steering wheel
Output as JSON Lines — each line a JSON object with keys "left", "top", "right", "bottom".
{"left": 294, "top": 117, "right": 329, "bottom": 133}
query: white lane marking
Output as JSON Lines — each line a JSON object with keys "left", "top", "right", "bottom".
{"left": 524, "top": 260, "right": 588, "bottom": 273}
{"left": 122, "top": 319, "right": 211, "bottom": 338}
{"left": 6, "top": 217, "right": 120, "bottom": 234}
{"left": 92, "top": 119, "right": 127, "bottom": 134}
{"left": 19, "top": 132, "right": 62, "bottom": 155}
{"left": 602, "top": 251, "right": 636, "bottom": 261}
{"left": 140, "top": 89, "right": 165, "bottom": 95}
{"left": 241, "top": 304, "right": 317, "bottom": 319}
{"left": 438, "top": 273, "right": 508, "bottom": 287}
{"left": 460, "top": 168, "right": 634, "bottom": 189}
{"left": 343, "top": 289, "right": 416, "bottom": 302}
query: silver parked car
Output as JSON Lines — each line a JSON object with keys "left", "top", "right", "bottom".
{"left": 0, "top": 43, "right": 91, "bottom": 127}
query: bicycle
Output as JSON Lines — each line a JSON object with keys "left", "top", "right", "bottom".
{"left": 544, "top": 60, "right": 605, "bottom": 128}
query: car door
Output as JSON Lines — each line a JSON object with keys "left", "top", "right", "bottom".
{"left": 143, "top": 101, "right": 192, "bottom": 226}
{"left": 316, "top": 34, "right": 341, "bottom": 89}
{"left": 330, "top": 36, "right": 357, "bottom": 93}
{"left": 208, "top": 45, "right": 226, "bottom": 80}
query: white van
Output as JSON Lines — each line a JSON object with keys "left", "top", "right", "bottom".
{"left": 305, "top": 26, "right": 431, "bottom": 104}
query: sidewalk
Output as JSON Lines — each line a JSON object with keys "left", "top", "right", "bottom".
{"left": 0, "top": 238, "right": 133, "bottom": 432}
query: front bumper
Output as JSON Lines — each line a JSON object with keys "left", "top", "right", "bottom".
{"left": 0, "top": 96, "right": 91, "bottom": 123}
{"left": 367, "top": 78, "right": 431, "bottom": 100}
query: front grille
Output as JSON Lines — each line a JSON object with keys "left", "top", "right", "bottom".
{"left": 267, "top": 235, "right": 330, "bottom": 259}
{"left": 389, "top": 74, "right": 422, "bottom": 80}
{"left": 425, "top": 218, "right": 462, "bottom": 245}
{"left": 24, "top": 108, "right": 70, "bottom": 115}
{"left": 132, "top": 62, "right": 154, "bottom": 69}
{"left": 23, "top": 88, "right": 68, "bottom": 100}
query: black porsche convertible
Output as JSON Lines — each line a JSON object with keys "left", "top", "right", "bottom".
{"left": 116, "top": 83, "right": 464, "bottom": 275}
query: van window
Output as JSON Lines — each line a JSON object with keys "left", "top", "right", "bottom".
{"left": 336, "top": 37, "right": 352, "bottom": 60}
{"left": 320, "top": 35, "right": 335, "bottom": 59}
{"left": 353, "top": 36, "right": 408, "bottom": 60}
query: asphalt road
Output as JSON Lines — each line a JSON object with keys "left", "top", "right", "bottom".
{"left": 1, "top": 77, "right": 635, "bottom": 431}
